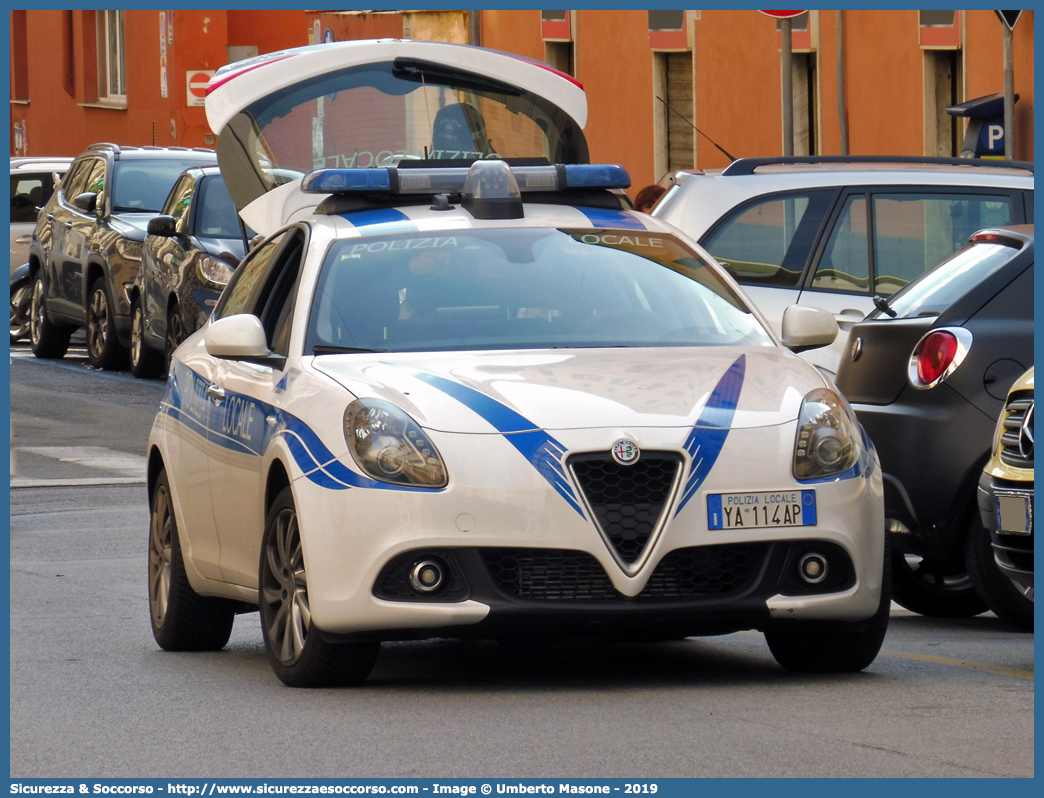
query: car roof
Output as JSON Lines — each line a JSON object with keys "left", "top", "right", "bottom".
{"left": 10, "top": 156, "right": 73, "bottom": 171}
{"left": 671, "top": 164, "right": 1034, "bottom": 191}
{"left": 81, "top": 143, "right": 216, "bottom": 161}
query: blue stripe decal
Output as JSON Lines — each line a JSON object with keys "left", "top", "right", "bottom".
{"left": 411, "top": 371, "right": 587, "bottom": 518}
{"left": 340, "top": 207, "right": 418, "bottom": 233}
{"left": 161, "top": 361, "right": 434, "bottom": 492}
{"left": 675, "top": 355, "right": 746, "bottom": 516}
{"left": 576, "top": 206, "right": 648, "bottom": 230}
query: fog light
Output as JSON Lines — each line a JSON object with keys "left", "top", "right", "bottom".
{"left": 409, "top": 560, "right": 445, "bottom": 593}
{"left": 798, "top": 552, "right": 829, "bottom": 585}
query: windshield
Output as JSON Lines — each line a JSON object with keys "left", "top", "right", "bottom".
{"left": 882, "top": 241, "right": 1020, "bottom": 319}
{"left": 306, "top": 228, "right": 772, "bottom": 354}
{"left": 217, "top": 62, "right": 589, "bottom": 210}
{"left": 112, "top": 159, "right": 213, "bottom": 213}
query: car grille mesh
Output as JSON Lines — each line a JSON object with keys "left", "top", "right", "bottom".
{"left": 999, "top": 394, "right": 1033, "bottom": 469}
{"left": 479, "top": 544, "right": 767, "bottom": 601}
{"left": 569, "top": 453, "right": 680, "bottom": 564}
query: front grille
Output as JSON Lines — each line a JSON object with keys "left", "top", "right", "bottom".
{"left": 999, "top": 395, "right": 1033, "bottom": 469}
{"left": 479, "top": 544, "right": 768, "bottom": 602}
{"left": 569, "top": 452, "right": 680, "bottom": 565}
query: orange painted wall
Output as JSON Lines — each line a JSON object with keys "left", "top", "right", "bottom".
{"left": 227, "top": 10, "right": 307, "bottom": 53}
{"left": 481, "top": 11, "right": 545, "bottom": 61}
{"left": 695, "top": 12, "right": 783, "bottom": 170}
{"left": 576, "top": 10, "right": 657, "bottom": 190}
{"left": 307, "top": 12, "right": 403, "bottom": 43}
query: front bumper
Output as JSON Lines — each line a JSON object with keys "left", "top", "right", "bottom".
{"left": 977, "top": 472, "right": 1033, "bottom": 588}
{"left": 291, "top": 424, "right": 885, "bottom": 639}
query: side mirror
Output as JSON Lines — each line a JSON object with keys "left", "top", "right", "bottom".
{"left": 216, "top": 250, "right": 241, "bottom": 268}
{"left": 72, "top": 192, "right": 97, "bottom": 214}
{"left": 204, "top": 314, "right": 271, "bottom": 360}
{"left": 147, "top": 215, "right": 177, "bottom": 237}
{"left": 780, "top": 305, "right": 838, "bottom": 353}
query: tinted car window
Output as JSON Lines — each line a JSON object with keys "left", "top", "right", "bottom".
{"left": 306, "top": 228, "right": 772, "bottom": 353}
{"left": 164, "top": 175, "right": 196, "bottom": 231}
{"left": 196, "top": 176, "right": 246, "bottom": 239}
{"left": 884, "top": 242, "right": 1018, "bottom": 319}
{"left": 701, "top": 190, "right": 834, "bottom": 287}
{"left": 812, "top": 195, "right": 869, "bottom": 293}
{"left": 61, "top": 159, "right": 93, "bottom": 201}
{"left": 10, "top": 173, "right": 54, "bottom": 223}
{"left": 215, "top": 232, "right": 288, "bottom": 320}
{"left": 112, "top": 159, "right": 213, "bottom": 213}
{"left": 872, "top": 193, "right": 1013, "bottom": 294}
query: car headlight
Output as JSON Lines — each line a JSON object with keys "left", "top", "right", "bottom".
{"left": 343, "top": 398, "right": 447, "bottom": 487}
{"left": 115, "top": 238, "right": 142, "bottom": 262}
{"left": 793, "top": 388, "right": 861, "bottom": 480}
{"left": 196, "top": 257, "right": 235, "bottom": 288}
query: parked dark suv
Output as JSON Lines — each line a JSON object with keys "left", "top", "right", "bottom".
{"left": 27, "top": 143, "right": 215, "bottom": 368}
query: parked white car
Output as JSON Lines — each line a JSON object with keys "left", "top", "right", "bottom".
{"left": 654, "top": 157, "right": 1034, "bottom": 376}
{"left": 147, "top": 40, "right": 887, "bottom": 687}
{"left": 10, "top": 156, "right": 72, "bottom": 276}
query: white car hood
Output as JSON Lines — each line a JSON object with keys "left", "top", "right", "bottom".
{"left": 312, "top": 347, "right": 822, "bottom": 434}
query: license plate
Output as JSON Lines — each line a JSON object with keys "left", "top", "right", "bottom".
{"left": 707, "top": 490, "right": 817, "bottom": 530}
{"left": 997, "top": 493, "right": 1033, "bottom": 535}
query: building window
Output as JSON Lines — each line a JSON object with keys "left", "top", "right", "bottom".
{"left": 540, "top": 10, "right": 570, "bottom": 41}
{"left": 653, "top": 51, "right": 694, "bottom": 175}
{"left": 923, "top": 49, "right": 962, "bottom": 157}
{"left": 792, "top": 53, "right": 818, "bottom": 156}
{"left": 11, "top": 10, "right": 29, "bottom": 101}
{"left": 96, "top": 10, "right": 126, "bottom": 104}
{"left": 649, "top": 10, "right": 687, "bottom": 50}
{"left": 541, "top": 10, "right": 573, "bottom": 76}
{"left": 919, "top": 10, "right": 960, "bottom": 49}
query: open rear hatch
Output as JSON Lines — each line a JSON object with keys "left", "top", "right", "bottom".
{"left": 205, "top": 39, "right": 590, "bottom": 216}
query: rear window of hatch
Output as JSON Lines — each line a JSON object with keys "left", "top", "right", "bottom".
{"left": 880, "top": 241, "right": 1022, "bottom": 319}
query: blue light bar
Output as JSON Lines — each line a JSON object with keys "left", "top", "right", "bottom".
{"left": 302, "top": 169, "right": 391, "bottom": 193}
{"left": 562, "top": 164, "right": 630, "bottom": 190}
{"left": 301, "top": 163, "right": 631, "bottom": 196}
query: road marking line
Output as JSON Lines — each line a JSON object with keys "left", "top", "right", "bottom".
{"left": 17, "top": 446, "right": 146, "bottom": 477}
{"left": 877, "top": 648, "right": 1033, "bottom": 680}
{"left": 10, "top": 477, "right": 146, "bottom": 488}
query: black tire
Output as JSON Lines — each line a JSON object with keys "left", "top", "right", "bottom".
{"left": 964, "top": 511, "right": 1034, "bottom": 631}
{"left": 260, "top": 486, "right": 380, "bottom": 687}
{"left": 86, "top": 276, "right": 129, "bottom": 370}
{"left": 29, "top": 273, "right": 72, "bottom": 359}
{"left": 130, "top": 297, "right": 164, "bottom": 378}
{"left": 765, "top": 540, "right": 892, "bottom": 673}
{"left": 890, "top": 549, "right": 988, "bottom": 618}
{"left": 164, "top": 302, "right": 185, "bottom": 372}
{"left": 149, "top": 469, "right": 235, "bottom": 651}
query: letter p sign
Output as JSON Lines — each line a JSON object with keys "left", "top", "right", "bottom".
{"left": 987, "top": 124, "right": 1005, "bottom": 151}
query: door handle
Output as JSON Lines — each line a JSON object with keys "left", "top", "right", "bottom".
{"left": 205, "top": 385, "right": 226, "bottom": 402}
{"left": 15, "top": 234, "right": 32, "bottom": 245}
{"left": 833, "top": 308, "right": 865, "bottom": 331}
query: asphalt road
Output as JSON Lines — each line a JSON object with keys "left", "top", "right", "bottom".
{"left": 8, "top": 342, "right": 1035, "bottom": 778}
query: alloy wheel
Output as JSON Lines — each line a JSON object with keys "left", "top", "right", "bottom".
{"left": 131, "top": 305, "right": 145, "bottom": 368}
{"left": 165, "top": 311, "right": 184, "bottom": 368}
{"left": 87, "top": 286, "right": 109, "bottom": 360}
{"left": 149, "top": 483, "right": 174, "bottom": 629}
{"left": 30, "top": 278, "right": 45, "bottom": 347}
{"left": 262, "top": 508, "right": 311, "bottom": 666}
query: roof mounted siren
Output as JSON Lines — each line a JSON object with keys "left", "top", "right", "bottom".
{"left": 461, "top": 160, "right": 524, "bottom": 220}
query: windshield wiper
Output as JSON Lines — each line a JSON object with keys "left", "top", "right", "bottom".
{"left": 872, "top": 294, "right": 897, "bottom": 318}
{"left": 312, "top": 345, "right": 386, "bottom": 355}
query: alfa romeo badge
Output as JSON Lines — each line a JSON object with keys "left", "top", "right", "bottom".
{"left": 611, "top": 439, "right": 640, "bottom": 466}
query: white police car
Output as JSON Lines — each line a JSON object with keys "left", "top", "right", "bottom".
{"left": 147, "top": 40, "right": 887, "bottom": 687}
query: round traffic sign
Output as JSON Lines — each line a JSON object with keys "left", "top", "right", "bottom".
{"left": 759, "top": 10, "right": 807, "bottom": 19}
{"left": 187, "top": 71, "right": 212, "bottom": 99}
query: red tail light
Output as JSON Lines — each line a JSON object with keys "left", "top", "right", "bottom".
{"left": 908, "top": 328, "right": 974, "bottom": 390}
{"left": 916, "top": 331, "right": 958, "bottom": 384}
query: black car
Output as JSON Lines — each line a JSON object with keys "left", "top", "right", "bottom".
{"left": 129, "top": 166, "right": 251, "bottom": 378}
{"left": 27, "top": 143, "right": 216, "bottom": 369}
{"left": 834, "top": 225, "right": 1033, "bottom": 630}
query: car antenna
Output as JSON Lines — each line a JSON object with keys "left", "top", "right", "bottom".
{"left": 655, "top": 96, "right": 738, "bottom": 162}
{"left": 873, "top": 294, "right": 897, "bottom": 317}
